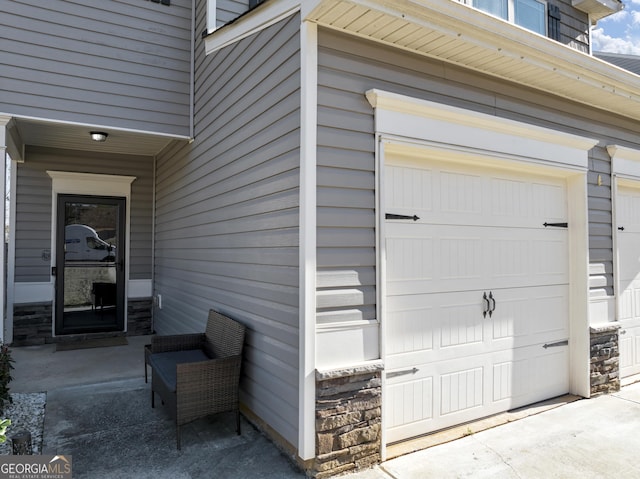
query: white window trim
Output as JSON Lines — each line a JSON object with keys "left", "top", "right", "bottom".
{"left": 204, "top": 0, "right": 300, "bottom": 54}
{"left": 47, "top": 171, "right": 136, "bottom": 336}
{"left": 206, "top": 0, "right": 217, "bottom": 34}
{"left": 462, "top": 0, "right": 548, "bottom": 36}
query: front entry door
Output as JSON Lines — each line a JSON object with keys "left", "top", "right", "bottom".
{"left": 55, "top": 195, "right": 126, "bottom": 335}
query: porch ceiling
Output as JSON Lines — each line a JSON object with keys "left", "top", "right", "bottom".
{"left": 9, "top": 117, "right": 180, "bottom": 158}
{"left": 305, "top": 0, "right": 640, "bottom": 122}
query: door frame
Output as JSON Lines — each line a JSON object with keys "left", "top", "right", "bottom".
{"left": 47, "top": 171, "right": 136, "bottom": 337}
{"left": 367, "top": 89, "right": 597, "bottom": 458}
{"left": 54, "top": 194, "right": 126, "bottom": 335}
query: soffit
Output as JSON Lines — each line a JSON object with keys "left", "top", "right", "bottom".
{"left": 305, "top": 0, "right": 640, "bottom": 122}
{"left": 8, "top": 117, "right": 182, "bottom": 158}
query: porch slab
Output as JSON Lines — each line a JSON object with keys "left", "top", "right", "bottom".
{"left": 42, "top": 378, "right": 304, "bottom": 479}
{"left": 9, "top": 335, "right": 305, "bottom": 478}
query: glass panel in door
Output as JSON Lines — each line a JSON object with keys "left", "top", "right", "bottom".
{"left": 55, "top": 195, "right": 125, "bottom": 335}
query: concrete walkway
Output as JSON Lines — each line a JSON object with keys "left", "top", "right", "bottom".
{"left": 11, "top": 337, "right": 640, "bottom": 478}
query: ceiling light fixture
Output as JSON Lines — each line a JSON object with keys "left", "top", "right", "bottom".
{"left": 90, "top": 131, "right": 108, "bottom": 142}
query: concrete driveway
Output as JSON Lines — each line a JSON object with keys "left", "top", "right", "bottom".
{"left": 342, "top": 382, "right": 640, "bottom": 479}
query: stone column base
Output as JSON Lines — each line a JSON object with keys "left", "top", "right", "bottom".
{"left": 313, "top": 361, "right": 384, "bottom": 478}
{"left": 590, "top": 324, "right": 620, "bottom": 396}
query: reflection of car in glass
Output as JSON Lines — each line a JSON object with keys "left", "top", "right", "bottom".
{"left": 65, "top": 224, "right": 116, "bottom": 261}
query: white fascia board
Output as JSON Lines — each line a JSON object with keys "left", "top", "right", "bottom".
{"left": 205, "top": 0, "right": 302, "bottom": 55}
{"left": 370, "top": 0, "right": 638, "bottom": 91}
{"left": 309, "top": 0, "right": 640, "bottom": 118}
{"left": 367, "top": 89, "right": 598, "bottom": 170}
{"left": 609, "top": 145, "right": 640, "bottom": 181}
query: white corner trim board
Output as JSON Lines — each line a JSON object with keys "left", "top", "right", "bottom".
{"left": 366, "top": 89, "right": 598, "bottom": 171}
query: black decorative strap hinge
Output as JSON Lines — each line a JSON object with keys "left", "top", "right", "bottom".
{"left": 543, "top": 339, "right": 568, "bottom": 349}
{"left": 543, "top": 222, "right": 568, "bottom": 228}
{"left": 386, "top": 213, "right": 420, "bottom": 221}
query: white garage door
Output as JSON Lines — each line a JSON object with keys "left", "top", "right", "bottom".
{"left": 384, "top": 157, "right": 570, "bottom": 444}
{"left": 616, "top": 184, "right": 640, "bottom": 379}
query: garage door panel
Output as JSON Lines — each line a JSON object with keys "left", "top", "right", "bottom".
{"left": 617, "top": 187, "right": 640, "bottom": 231}
{"left": 490, "top": 285, "right": 569, "bottom": 349}
{"left": 619, "top": 321, "right": 640, "bottom": 377}
{"left": 490, "top": 178, "right": 566, "bottom": 224}
{"left": 616, "top": 185, "right": 640, "bottom": 379}
{"left": 386, "top": 291, "right": 487, "bottom": 370}
{"left": 387, "top": 226, "right": 567, "bottom": 295}
{"left": 385, "top": 159, "right": 569, "bottom": 444}
{"left": 386, "top": 288, "right": 568, "bottom": 371}
{"left": 386, "top": 163, "right": 567, "bottom": 230}
{"left": 386, "top": 357, "right": 492, "bottom": 443}
{"left": 386, "top": 306, "right": 434, "bottom": 357}
{"left": 617, "top": 233, "right": 640, "bottom": 282}
{"left": 440, "top": 366, "right": 484, "bottom": 416}
{"left": 493, "top": 345, "right": 569, "bottom": 408}
{"left": 386, "top": 377, "right": 434, "bottom": 442}
{"left": 387, "top": 376, "right": 434, "bottom": 428}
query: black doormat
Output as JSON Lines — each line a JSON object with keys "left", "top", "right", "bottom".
{"left": 56, "top": 337, "right": 128, "bottom": 352}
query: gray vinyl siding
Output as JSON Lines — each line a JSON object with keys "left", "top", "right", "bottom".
{"left": 0, "top": 0, "right": 191, "bottom": 136}
{"left": 316, "top": 29, "right": 640, "bottom": 308}
{"left": 588, "top": 146, "right": 613, "bottom": 296}
{"left": 316, "top": 105, "right": 376, "bottom": 323}
{"left": 555, "top": 0, "right": 589, "bottom": 53}
{"left": 217, "top": 0, "right": 250, "bottom": 27}
{"left": 153, "top": 2, "right": 300, "bottom": 448}
{"left": 15, "top": 147, "right": 154, "bottom": 283}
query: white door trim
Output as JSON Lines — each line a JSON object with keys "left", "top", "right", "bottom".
{"left": 47, "top": 171, "right": 136, "bottom": 336}
{"left": 368, "top": 89, "right": 597, "bottom": 454}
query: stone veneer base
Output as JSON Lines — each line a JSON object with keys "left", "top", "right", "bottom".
{"left": 313, "top": 361, "right": 384, "bottom": 478}
{"left": 12, "top": 298, "right": 152, "bottom": 346}
{"left": 590, "top": 324, "right": 620, "bottom": 396}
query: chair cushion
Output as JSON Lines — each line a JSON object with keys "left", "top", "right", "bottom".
{"left": 150, "top": 349, "right": 209, "bottom": 392}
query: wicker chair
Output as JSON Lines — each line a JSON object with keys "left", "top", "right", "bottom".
{"left": 149, "top": 309, "right": 246, "bottom": 449}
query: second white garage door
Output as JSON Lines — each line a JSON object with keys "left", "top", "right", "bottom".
{"left": 616, "top": 182, "right": 640, "bottom": 380}
{"left": 384, "top": 156, "right": 570, "bottom": 444}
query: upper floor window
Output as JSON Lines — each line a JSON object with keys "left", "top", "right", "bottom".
{"left": 472, "top": 0, "right": 547, "bottom": 35}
